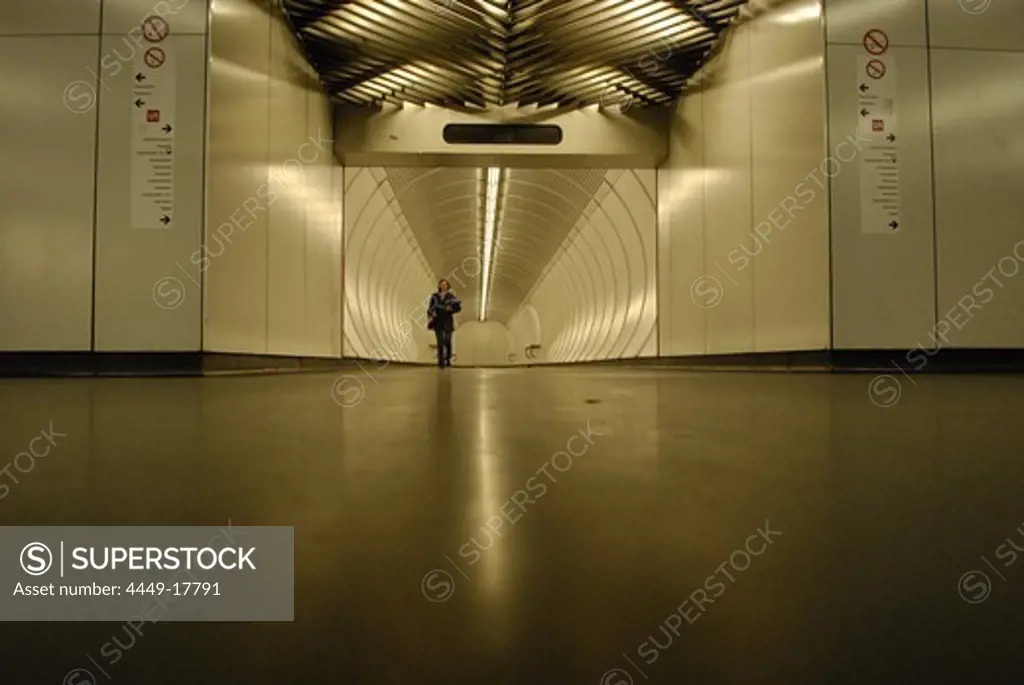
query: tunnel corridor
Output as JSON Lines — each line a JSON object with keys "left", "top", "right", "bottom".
{"left": 2, "top": 0, "right": 1024, "bottom": 683}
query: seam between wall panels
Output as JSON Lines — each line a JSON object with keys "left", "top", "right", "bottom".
{"left": 264, "top": 13, "right": 272, "bottom": 354}
{"left": 822, "top": 0, "right": 835, "bottom": 351}
{"left": 700, "top": 68, "right": 709, "bottom": 357}
{"left": 89, "top": 3, "right": 104, "bottom": 351}
{"left": 924, "top": 0, "right": 940, "bottom": 337}
{"left": 746, "top": 26, "right": 756, "bottom": 354}
{"left": 200, "top": 2, "right": 212, "bottom": 352}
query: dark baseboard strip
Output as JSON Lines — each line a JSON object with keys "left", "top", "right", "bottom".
{"left": 2, "top": 349, "right": 1023, "bottom": 378}
{"left": 0, "top": 352, "right": 203, "bottom": 378}
{"left": 0, "top": 353, "right": 420, "bottom": 378}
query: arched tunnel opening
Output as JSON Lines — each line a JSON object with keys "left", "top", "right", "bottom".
{"left": 343, "top": 165, "right": 657, "bottom": 367}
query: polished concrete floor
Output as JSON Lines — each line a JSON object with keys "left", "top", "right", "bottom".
{"left": 0, "top": 367, "right": 1022, "bottom": 684}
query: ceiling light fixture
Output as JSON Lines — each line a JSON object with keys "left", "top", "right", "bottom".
{"left": 479, "top": 167, "right": 503, "bottom": 322}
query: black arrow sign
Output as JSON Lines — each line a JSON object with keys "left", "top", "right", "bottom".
{"left": 135, "top": 73, "right": 146, "bottom": 82}
{"left": 886, "top": 134, "right": 896, "bottom": 143}
{"left": 889, "top": 221, "right": 899, "bottom": 230}
{"left": 160, "top": 215, "right": 171, "bottom": 225}
{"left": 165, "top": 148, "right": 172, "bottom": 155}
{"left": 860, "top": 108, "right": 870, "bottom": 117}
{"left": 134, "top": 98, "right": 145, "bottom": 108}
{"left": 859, "top": 83, "right": 869, "bottom": 93}
{"left": 162, "top": 124, "right": 173, "bottom": 134}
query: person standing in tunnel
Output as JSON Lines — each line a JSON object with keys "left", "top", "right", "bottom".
{"left": 428, "top": 279, "right": 461, "bottom": 368}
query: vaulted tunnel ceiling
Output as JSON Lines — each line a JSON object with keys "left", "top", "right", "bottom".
{"left": 385, "top": 167, "right": 607, "bottom": 323}
{"left": 281, "top": 0, "right": 750, "bottom": 110}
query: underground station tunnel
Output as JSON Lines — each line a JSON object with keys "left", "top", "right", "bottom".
{"left": 2, "top": 0, "right": 1024, "bottom": 683}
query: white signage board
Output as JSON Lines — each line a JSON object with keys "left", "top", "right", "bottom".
{"left": 857, "top": 44, "right": 901, "bottom": 235}
{"left": 130, "top": 18, "right": 175, "bottom": 230}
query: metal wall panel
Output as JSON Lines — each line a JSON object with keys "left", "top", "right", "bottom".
{"left": 656, "top": 0, "right": 832, "bottom": 358}
{"left": 826, "top": 45, "right": 936, "bottom": 349}
{"left": 0, "top": 36, "right": 99, "bottom": 350}
{"left": 0, "top": 0, "right": 100, "bottom": 36}
{"left": 932, "top": 48, "right": 1024, "bottom": 347}
{"left": 93, "top": 34, "right": 206, "bottom": 351}
{"left": 927, "top": 0, "right": 1024, "bottom": 52}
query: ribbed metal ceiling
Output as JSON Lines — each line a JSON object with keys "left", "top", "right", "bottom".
{"left": 384, "top": 167, "right": 606, "bottom": 323}
{"left": 281, "top": 0, "right": 750, "bottom": 109}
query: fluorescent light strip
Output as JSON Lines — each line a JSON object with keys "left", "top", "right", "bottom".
{"left": 479, "top": 167, "right": 502, "bottom": 322}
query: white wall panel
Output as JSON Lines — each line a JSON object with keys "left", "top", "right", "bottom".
{"left": 0, "top": 0, "right": 100, "bottom": 36}
{"left": 827, "top": 45, "right": 936, "bottom": 348}
{"left": 204, "top": 0, "right": 342, "bottom": 357}
{"left": 102, "top": 0, "right": 207, "bottom": 37}
{"left": 657, "top": 0, "right": 830, "bottom": 358}
{"left": 518, "top": 169, "right": 657, "bottom": 364}
{"left": 657, "top": 92, "right": 708, "bottom": 356}
{"left": 0, "top": 37, "right": 99, "bottom": 350}
{"left": 266, "top": 16, "right": 311, "bottom": 355}
{"left": 305, "top": 88, "right": 343, "bottom": 358}
{"left": 824, "top": 0, "right": 926, "bottom": 48}
{"left": 751, "top": 2, "right": 831, "bottom": 351}
{"left": 703, "top": 26, "right": 757, "bottom": 354}
{"left": 204, "top": 0, "right": 270, "bottom": 353}
{"left": 343, "top": 167, "right": 435, "bottom": 364}
{"left": 927, "top": 0, "right": 1024, "bottom": 52}
{"left": 93, "top": 34, "right": 205, "bottom": 351}
{"left": 932, "top": 48, "right": 1024, "bottom": 347}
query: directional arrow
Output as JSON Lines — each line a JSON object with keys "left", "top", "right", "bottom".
{"left": 134, "top": 98, "right": 145, "bottom": 108}
{"left": 889, "top": 221, "right": 899, "bottom": 231}
{"left": 160, "top": 215, "right": 171, "bottom": 226}
{"left": 859, "top": 83, "right": 869, "bottom": 93}
{"left": 886, "top": 133, "right": 896, "bottom": 143}
{"left": 165, "top": 148, "right": 172, "bottom": 155}
{"left": 135, "top": 73, "right": 146, "bottom": 82}
{"left": 860, "top": 108, "right": 870, "bottom": 117}
{"left": 162, "top": 124, "right": 173, "bottom": 134}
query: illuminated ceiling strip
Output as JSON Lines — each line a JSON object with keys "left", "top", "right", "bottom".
{"left": 479, "top": 167, "right": 503, "bottom": 322}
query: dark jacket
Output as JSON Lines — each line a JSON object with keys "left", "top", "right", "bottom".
{"left": 428, "top": 291, "right": 461, "bottom": 331}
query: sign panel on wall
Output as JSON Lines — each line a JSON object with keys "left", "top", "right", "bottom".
{"left": 130, "top": 20, "right": 175, "bottom": 230}
{"left": 857, "top": 31, "right": 901, "bottom": 235}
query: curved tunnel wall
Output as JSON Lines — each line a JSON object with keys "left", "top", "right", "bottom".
{"left": 343, "top": 167, "right": 435, "bottom": 363}
{"left": 509, "top": 169, "right": 658, "bottom": 364}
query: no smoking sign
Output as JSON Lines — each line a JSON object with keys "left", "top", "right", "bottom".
{"left": 141, "top": 15, "right": 170, "bottom": 43}
{"left": 144, "top": 47, "right": 166, "bottom": 69}
{"left": 866, "top": 59, "right": 886, "bottom": 80}
{"left": 863, "top": 28, "right": 889, "bottom": 55}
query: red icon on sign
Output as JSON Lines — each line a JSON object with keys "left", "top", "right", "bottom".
{"left": 147, "top": 110, "right": 161, "bottom": 123}
{"left": 872, "top": 120, "right": 885, "bottom": 132}
{"left": 863, "top": 28, "right": 889, "bottom": 55}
